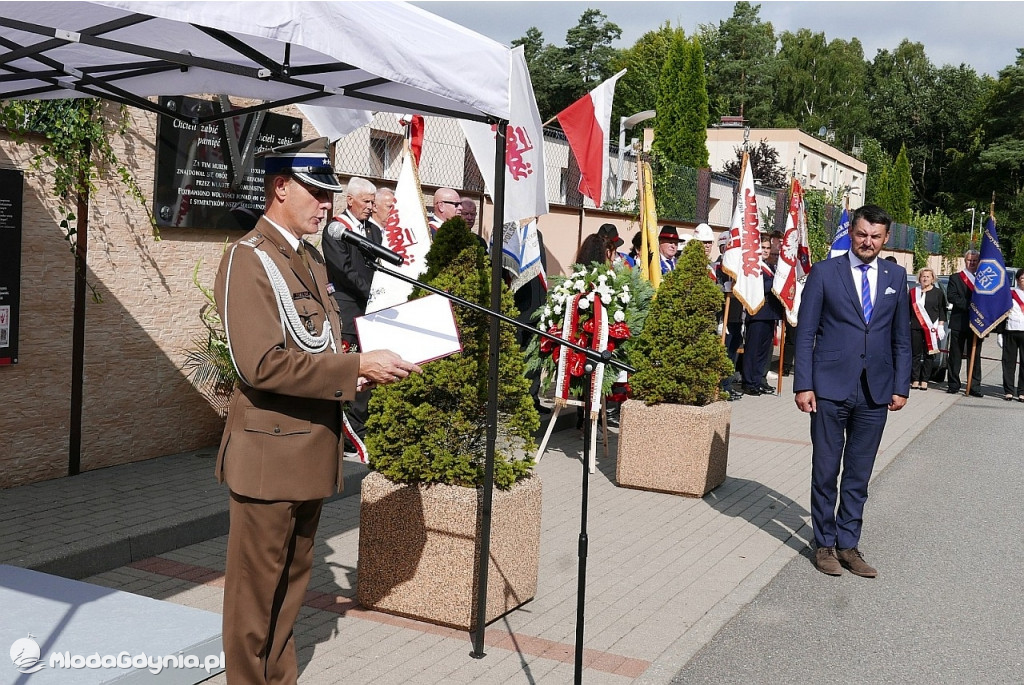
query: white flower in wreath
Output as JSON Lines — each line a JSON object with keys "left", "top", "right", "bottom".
{"left": 553, "top": 304, "right": 562, "bottom": 315}
{"left": 614, "top": 310, "right": 626, "bottom": 323}
{"left": 606, "top": 270, "right": 615, "bottom": 278}
{"left": 619, "top": 291, "right": 631, "bottom": 304}
{"left": 578, "top": 297, "right": 590, "bottom": 310}
{"left": 597, "top": 274, "right": 608, "bottom": 284}
{"left": 575, "top": 280, "right": 587, "bottom": 292}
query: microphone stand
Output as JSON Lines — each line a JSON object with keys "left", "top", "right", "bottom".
{"left": 361, "top": 256, "right": 632, "bottom": 684}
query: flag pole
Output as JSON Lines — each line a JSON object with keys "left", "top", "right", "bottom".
{"left": 720, "top": 296, "right": 731, "bottom": 346}
{"left": 776, "top": 321, "right": 785, "bottom": 395}
{"left": 965, "top": 336, "right": 978, "bottom": 397}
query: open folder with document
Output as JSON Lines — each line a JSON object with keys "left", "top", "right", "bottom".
{"left": 354, "top": 293, "right": 462, "bottom": 365}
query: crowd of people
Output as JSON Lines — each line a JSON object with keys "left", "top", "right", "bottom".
{"left": 211, "top": 143, "right": 1019, "bottom": 679}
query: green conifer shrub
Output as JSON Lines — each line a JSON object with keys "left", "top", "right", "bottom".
{"left": 627, "top": 240, "right": 733, "bottom": 406}
{"left": 364, "top": 218, "right": 539, "bottom": 490}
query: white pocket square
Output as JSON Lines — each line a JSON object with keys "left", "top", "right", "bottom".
{"left": 884, "top": 287, "right": 897, "bottom": 295}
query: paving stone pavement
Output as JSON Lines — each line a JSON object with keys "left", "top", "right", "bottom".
{"left": 1, "top": 358, "right": 1004, "bottom": 683}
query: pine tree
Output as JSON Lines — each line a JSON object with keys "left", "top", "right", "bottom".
{"left": 890, "top": 143, "right": 913, "bottom": 223}
{"left": 627, "top": 240, "right": 732, "bottom": 406}
{"left": 365, "top": 218, "right": 538, "bottom": 490}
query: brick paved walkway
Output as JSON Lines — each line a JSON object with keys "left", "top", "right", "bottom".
{"left": 1, "top": 358, "right": 1002, "bottom": 683}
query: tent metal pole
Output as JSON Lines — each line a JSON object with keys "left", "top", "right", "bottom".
{"left": 69, "top": 138, "right": 91, "bottom": 476}
{"left": 471, "top": 118, "right": 508, "bottom": 658}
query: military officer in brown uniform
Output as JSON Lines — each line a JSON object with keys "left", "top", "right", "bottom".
{"left": 214, "top": 138, "right": 421, "bottom": 684}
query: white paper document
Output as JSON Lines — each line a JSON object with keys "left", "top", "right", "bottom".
{"left": 354, "top": 294, "right": 462, "bottom": 365}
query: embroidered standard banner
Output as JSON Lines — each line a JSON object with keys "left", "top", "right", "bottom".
{"left": 366, "top": 146, "right": 432, "bottom": 313}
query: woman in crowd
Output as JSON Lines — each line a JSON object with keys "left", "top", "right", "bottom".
{"left": 574, "top": 233, "right": 614, "bottom": 267}
{"left": 909, "top": 267, "right": 948, "bottom": 390}
{"left": 1000, "top": 268, "right": 1024, "bottom": 401}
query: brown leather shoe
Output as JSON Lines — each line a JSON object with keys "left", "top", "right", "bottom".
{"left": 837, "top": 547, "right": 878, "bottom": 578}
{"left": 814, "top": 546, "right": 843, "bottom": 576}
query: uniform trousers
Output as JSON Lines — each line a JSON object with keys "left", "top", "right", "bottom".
{"left": 742, "top": 319, "right": 776, "bottom": 390}
{"left": 1002, "top": 329, "right": 1024, "bottom": 395}
{"left": 809, "top": 373, "right": 888, "bottom": 550}
{"left": 224, "top": 492, "right": 324, "bottom": 684}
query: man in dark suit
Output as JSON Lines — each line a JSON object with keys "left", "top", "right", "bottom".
{"left": 214, "top": 139, "right": 419, "bottom": 683}
{"left": 741, "top": 234, "right": 784, "bottom": 395}
{"left": 794, "top": 205, "right": 911, "bottom": 578}
{"left": 323, "top": 176, "right": 384, "bottom": 444}
{"left": 946, "top": 249, "right": 984, "bottom": 396}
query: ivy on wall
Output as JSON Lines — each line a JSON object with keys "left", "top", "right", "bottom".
{"left": 0, "top": 98, "right": 154, "bottom": 249}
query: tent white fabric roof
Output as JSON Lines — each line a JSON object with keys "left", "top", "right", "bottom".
{"left": 0, "top": 1, "right": 512, "bottom": 124}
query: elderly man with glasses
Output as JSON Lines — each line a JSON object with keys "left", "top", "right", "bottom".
{"left": 428, "top": 187, "right": 462, "bottom": 236}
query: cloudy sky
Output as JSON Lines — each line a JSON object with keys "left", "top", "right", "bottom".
{"left": 415, "top": 1, "right": 1023, "bottom": 78}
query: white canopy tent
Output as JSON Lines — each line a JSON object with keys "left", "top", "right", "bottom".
{"left": 0, "top": 0, "right": 523, "bottom": 657}
{"left": 0, "top": 1, "right": 511, "bottom": 122}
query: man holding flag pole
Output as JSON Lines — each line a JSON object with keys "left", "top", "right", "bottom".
{"left": 964, "top": 200, "right": 1013, "bottom": 395}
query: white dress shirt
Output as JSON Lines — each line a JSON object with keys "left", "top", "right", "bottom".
{"left": 848, "top": 251, "right": 878, "bottom": 306}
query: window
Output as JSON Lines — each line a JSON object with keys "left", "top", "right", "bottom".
{"left": 369, "top": 131, "right": 402, "bottom": 177}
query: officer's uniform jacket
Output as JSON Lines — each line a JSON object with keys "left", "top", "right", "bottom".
{"left": 214, "top": 217, "right": 359, "bottom": 501}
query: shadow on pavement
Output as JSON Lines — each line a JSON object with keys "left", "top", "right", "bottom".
{"left": 703, "top": 477, "right": 812, "bottom": 557}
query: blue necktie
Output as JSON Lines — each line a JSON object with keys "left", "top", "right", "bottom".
{"left": 858, "top": 263, "right": 872, "bottom": 323}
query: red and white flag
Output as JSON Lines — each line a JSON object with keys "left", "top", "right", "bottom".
{"left": 772, "top": 177, "right": 812, "bottom": 326}
{"left": 721, "top": 152, "right": 765, "bottom": 315}
{"left": 366, "top": 145, "right": 432, "bottom": 313}
{"left": 398, "top": 114, "right": 424, "bottom": 167}
{"left": 460, "top": 46, "right": 548, "bottom": 224}
{"left": 556, "top": 69, "right": 626, "bottom": 209}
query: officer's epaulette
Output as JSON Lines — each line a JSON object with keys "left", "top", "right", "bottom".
{"left": 239, "top": 233, "right": 266, "bottom": 249}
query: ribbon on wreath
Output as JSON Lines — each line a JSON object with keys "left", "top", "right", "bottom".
{"left": 552, "top": 292, "right": 609, "bottom": 417}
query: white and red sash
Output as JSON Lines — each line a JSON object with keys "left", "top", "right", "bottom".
{"left": 958, "top": 269, "right": 975, "bottom": 292}
{"left": 707, "top": 264, "right": 717, "bottom": 283}
{"left": 1012, "top": 288, "right": 1024, "bottom": 312}
{"left": 910, "top": 286, "right": 942, "bottom": 354}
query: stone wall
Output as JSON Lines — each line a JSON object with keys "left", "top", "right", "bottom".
{"left": 0, "top": 102, "right": 315, "bottom": 487}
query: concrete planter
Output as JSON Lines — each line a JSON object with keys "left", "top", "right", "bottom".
{"left": 357, "top": 471, "right": 542, "bottom": 630}
{"left": 616, "top": 399, "right": 731, "bottom": 497}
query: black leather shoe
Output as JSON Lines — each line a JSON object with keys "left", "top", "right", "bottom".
{"left": 728, "top": 390, "right": 743, "bottom": 401}
{"left": 759, "top": 385, "right": 776, "bottom": 395}
{"left": 742, "top": 386, "right": 762, "bottom": 396}
{"left": 946, "top": 387, "right": 960, "bottom": 394}
{"left": 969, "top": 389, "right": 983, "bottom": 398}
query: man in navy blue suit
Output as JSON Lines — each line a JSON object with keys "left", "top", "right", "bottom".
{"left": 794, "top": 205, "right": 911, "bottom": 577}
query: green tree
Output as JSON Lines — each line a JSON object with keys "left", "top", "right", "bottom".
{"left": 722, "top": 138, "right": 788, "bottom": 188}
{"left": 654, "top": 32, "right": 709, "bottom": 169}
{"left": 859, "top": 137, "right": 892, "bottom": 207}
{"left": 564, "top": 8, "right": 623, "bottom": 90}
{"left": 627, "top": 239, "right": 732, "bottom": 406}
{"left": 773, "top": 29, "right": 868, "bottom": 146}
{"left": 890, "top": 144, "right": 913, "bottom": 223}
{"left": 513, "top": 10, "right": 623, "bottom": 121}
{"left": 365, "top": 219, "right": 538, "bottom": 490}
{"left": 704, "top": 2, "right": 777, "bottom": 126}
{"left": 610, "top": 22, "right": 675, "bottom": 133}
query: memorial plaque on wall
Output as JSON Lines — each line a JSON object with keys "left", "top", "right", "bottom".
{"left": 0, "top": 168, "right": 23, "bottom": 365}
{"left": 154, "top": 96, "right": 303, "bottom": 230}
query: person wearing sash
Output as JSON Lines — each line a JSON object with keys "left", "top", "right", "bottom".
{"left": 909, "top": 267, "right": 948, "bottom": 390}
{"left": 946, "top": 249, "right": 983, "bottom": 396}
{"left": 214, "top": 139, "right": 421, "bottom": 683}
{"left": 999, "top": 269, "right": 1024, "bottom": 401}
{"left": 741, "top": 234, "right": 784, "bottom": 396}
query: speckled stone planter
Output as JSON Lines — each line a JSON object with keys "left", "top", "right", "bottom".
{"left": 357, "top": 471, "right": 542, "bottom": 630}
{"left": 616, "top": 399, "right": 730, "bottom": 497}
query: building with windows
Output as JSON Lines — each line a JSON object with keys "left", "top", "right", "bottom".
{"left": 706, "top": 126, "right": 867, "bottom": 205}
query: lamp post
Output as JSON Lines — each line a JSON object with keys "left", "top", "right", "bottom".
{"left": 966, "top": 207, "right": 976, "bottom": 248}
{"left": 616, "top": 110, "right": 656, "bottom": 201}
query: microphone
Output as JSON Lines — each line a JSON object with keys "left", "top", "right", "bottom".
{"left": 326, "top": 221, "right": 404, "bottom": 266}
